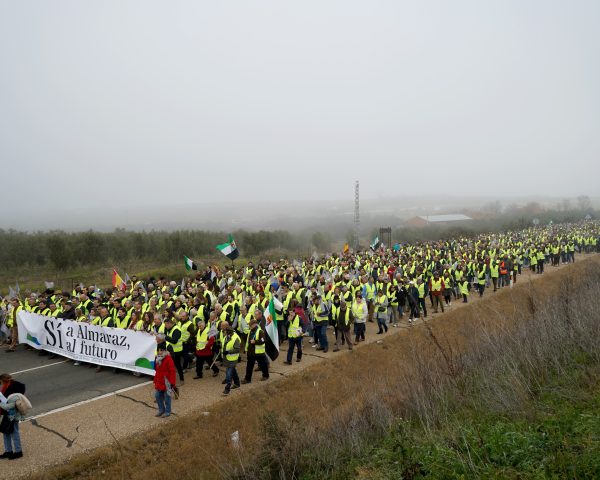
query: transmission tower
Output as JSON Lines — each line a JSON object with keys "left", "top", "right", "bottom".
{"left": 353, "top": 180, "right": 360, "bottom": 250}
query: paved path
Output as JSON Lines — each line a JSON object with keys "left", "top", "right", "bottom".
{"left": 4, "top": 350, "right": 149, "bottom": 419}
{"left": 1, "top": 256, "right": 593, "bottom": 477}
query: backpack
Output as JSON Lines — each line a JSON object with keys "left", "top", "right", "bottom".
{"left": 7, "top": 393, "right": 32, "bottom": 415}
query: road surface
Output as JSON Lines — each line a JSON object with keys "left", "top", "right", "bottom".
{"left": 3, "top": 347, "right": 149, "bottom": 418}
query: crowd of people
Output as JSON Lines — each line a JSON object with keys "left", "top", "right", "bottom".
{"left": 1, "top": 222, "right": 598, "bottom": 415}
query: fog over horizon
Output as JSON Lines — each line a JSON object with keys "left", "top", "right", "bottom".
{"left": 1, "top": 0, "right": 599, "bottom": 231}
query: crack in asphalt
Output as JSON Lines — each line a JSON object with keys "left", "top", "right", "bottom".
{"left": 302, "top": 352, "right": 328, "bottom": 359}
{"left": 30, "top": 419, "right": 77, "bottom": 448}
{"left": 115, "top": 393, "right": 155, "bottom": 410}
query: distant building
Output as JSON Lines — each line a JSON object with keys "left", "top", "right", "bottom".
{"left": 404, "top": 214, "right": 473, "bottom": 228}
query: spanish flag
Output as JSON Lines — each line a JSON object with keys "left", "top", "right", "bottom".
{"left": 112, "top": 269, "right": 126, "bottom": 290}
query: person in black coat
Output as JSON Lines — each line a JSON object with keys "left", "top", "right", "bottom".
{"left": 406, "top": 282, "right": 420, "bottom": 323}
{"left": 58, "top": 301, "right": 77, "bottom": 320}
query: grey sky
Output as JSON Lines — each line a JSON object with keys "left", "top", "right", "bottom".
{"left": 1, "top": 0, "right": 599, "bottom": 220}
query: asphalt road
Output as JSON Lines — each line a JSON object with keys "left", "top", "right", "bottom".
{"left": 3, "top": 345, "right": 150, "bottom": 417}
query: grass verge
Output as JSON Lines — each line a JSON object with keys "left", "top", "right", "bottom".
{"left": 344, "top": 355, "right": 600, "bottom": 479}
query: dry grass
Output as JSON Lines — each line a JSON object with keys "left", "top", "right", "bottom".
{"left": 37, "top": 256, "right": 600, "bottom": 480}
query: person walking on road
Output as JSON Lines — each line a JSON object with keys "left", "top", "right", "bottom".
{"left": 311, "top": 295, "right": 330, "bottom": 353}
{"left": 333, "top": 300, "right": 353, "bottom": 351}
{"left": 242, "top": 318, "right": 269, "bottom": 382}
{"left": 0, "top": 373, "right": 26, "bottom": 459}
{"left": 153, "top": 344, "right": 176, "bottom": 418}
{"left": 222, "top": 326, "right": 241, "bottom": 396}
{"left": 429, "top": 272, "right": 445, "bottom": 314}
{"left": 407, "top": 281, "right": 420, "bottom": 323}
{"left": 284, "top": 309, "right": 304, "bottom": 363}
{"left": 193, "top": 320, "right": 219, "bottom": 379}
{"left": 352, "top": 294, "right": 368, "bottom": 342}
{"left": 375, "top": 289, "right": 389, "bottom": 334}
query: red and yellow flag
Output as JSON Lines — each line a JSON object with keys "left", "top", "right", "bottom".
{"left": 112, "top": 269, "right": 126, "bottom": 290}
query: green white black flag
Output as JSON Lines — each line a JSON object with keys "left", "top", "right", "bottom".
{"left": 216, "top": 234, "right": 239, "bottom": 260}
{"left": 184, "top": 255, "right": 198, "bottom": 271}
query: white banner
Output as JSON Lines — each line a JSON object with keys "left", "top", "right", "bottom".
{"left": 17, "top": 311, "right": 156, "bottom": 376}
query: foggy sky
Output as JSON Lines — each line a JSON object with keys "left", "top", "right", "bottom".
{"left": 1, "top": 0, "right": 599, "bottom": 223}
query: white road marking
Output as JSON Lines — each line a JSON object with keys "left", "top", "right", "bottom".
{"left": 25, "top": 381, "right": 154, "bottom": 421}
{"left": 10, "top": 360, "right": 69, "bottom": 375}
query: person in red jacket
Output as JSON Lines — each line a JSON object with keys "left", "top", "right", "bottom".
{"left": 154, "top": 343, "right": 176, "bottom": 418}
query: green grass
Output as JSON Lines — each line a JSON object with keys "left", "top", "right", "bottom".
{"left": 337, "top": 363, "right": 600, "bottom": 480}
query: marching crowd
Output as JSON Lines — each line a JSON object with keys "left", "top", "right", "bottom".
{"left": 1, "top": 222, "right": 599, "bottom": 419}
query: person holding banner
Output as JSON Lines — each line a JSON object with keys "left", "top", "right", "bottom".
{"left": 6, "top": 298, "right": 22, "bottom": 353}
{"left": 153, "top": 344, "right": 176, "bottom": 418}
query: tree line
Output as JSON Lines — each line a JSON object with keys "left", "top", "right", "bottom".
{"left": 0, "top": 203, "right": 595, "bottom": 271}
{"left": 0, "top": 229, "right": 302, "bottom": 270}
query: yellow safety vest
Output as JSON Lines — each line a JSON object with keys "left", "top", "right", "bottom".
{"left": 160, "top": 324, "right": 183, "bottom": 353}
{"left": 478, "top": 267, "right": 487, "bottom": 285}
{"left": 352, "top": 301, "right": 364, "bottom": 319}
{"left": 7, "top": 305, "right": 22, "bottom": 328}
{"left": 225, "top": 332, "right": 241, "bottom": 362}
{"left": 195, "top": 305, "right": 206, "bottom": 321}
{"left": 247, "top": 326, "right": 266, "bottom": 354}
{"left": 295, "top": 288, "right": 305, "bottom": 303}
{"left": 365, "top": 283, "right": 376, "bottom": 300}
{"left": 490, "top": 264, "right": 499, "bottom": 278}
{"left": 288, "top": 315, "right": 303, "bottom": 339}
{"left": 311, "top": 304, "right": 329, "bottom": 323}
{"left": 196, "top": 324, "right": 210, "bottom": 351}
{"left": 180, "top": 320, "right": 192, "bottom": 342}
{"left": 238, "top": 312, "right": 252, "bottom": 335}
{"left": 115, "top": 316, "right": 129, "bottom": 329}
